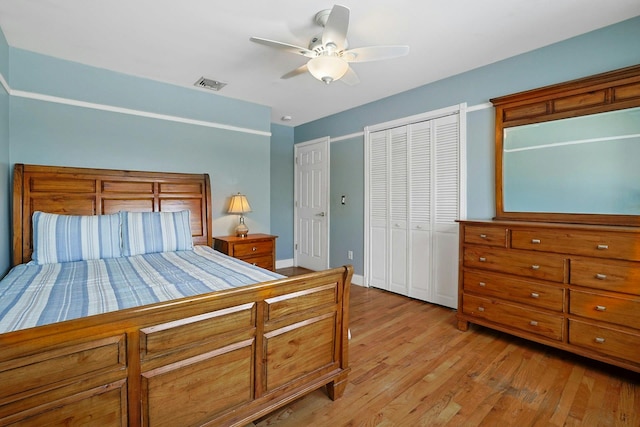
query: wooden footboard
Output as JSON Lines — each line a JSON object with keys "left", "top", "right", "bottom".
{"left": 0, "top": 266, "right": 352, "bottom": 426}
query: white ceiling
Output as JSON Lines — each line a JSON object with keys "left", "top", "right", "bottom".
{"left": 0, "top": 1, "right": 639, "bottom": 127}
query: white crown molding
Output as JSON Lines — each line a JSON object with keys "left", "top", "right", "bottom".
{"left": 0, "top": 71, "right": 271, "bottom": 137}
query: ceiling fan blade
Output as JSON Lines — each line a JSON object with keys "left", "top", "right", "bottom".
{"left": 322, "top": 5, "right": 350, "bottom": 51}
{"left": 342, "top": 45, "right": 410, "bottom": 63}
{"left": 339, "top": 66, "right": 360, "bottom": 86}
{"left": 249, "top": 37, "right": 315, "bottom": 58}
{"left": 281, "top": 64, "right": 309, "bottom": 79}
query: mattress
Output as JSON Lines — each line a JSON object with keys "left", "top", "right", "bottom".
{"left": 0, "top": 246, "right": 284, "bottom": 333}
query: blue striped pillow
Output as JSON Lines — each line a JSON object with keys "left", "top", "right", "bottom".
{"left": 120, "top": 210, "right": 193, "bottom": 257}
{"left": 32, "top": 212, "right": 122, "bottom": 265}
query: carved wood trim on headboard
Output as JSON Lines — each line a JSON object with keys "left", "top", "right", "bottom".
{"left": 12, "top": 164, "right": 213, "bottom": 266}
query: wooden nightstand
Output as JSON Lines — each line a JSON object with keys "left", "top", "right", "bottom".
{"left": 213, "top": 234, "right": 277, "bottom": 271}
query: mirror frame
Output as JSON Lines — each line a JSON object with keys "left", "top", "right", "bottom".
{"left": 491, "top": 64, "right": 640, "bottom": 227}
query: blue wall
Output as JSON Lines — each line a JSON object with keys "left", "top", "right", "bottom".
{"left": 270, "top": 123, "right": 294, "bottom": 260}
{"left": 292, "top": 16, "right": 640, "bottom": 275}
{"left": 0, "top": 36, "right": 274, "bottom": 271}
{"left": 0, "top": 29, "right": 9, "bottom": 275}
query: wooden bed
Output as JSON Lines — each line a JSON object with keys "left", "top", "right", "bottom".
{"left": 1, "top": 164, "right": 352, "bottom": 426}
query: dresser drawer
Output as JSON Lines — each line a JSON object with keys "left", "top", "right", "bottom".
{"left": 569, "top": 290, "right": 640, "bottom": 327}
{"left": 463, "top": 247, "right": 566, "bottom": 283}
{"left": 463, "top": 270, "right": 564, "bottom": 311}
{"left": 462, "top": 294, "right": 564, "bottom": 341}
{"left": 570, "top": 257, "right": 640, "bottom": 296}
{"left": 511, "top": 229, "right": 640, "bottom": 261}
{"left": 569, "top": 319, "right": 640, "bottom": 364}
{"left": 463, "top": 225, "right": 507, "bottom": 247}
{"left": 239, "top": 254, "right": 273, "bottom": 270}
{"left": 233, "top": 240, "right": 274, "bottom": 257}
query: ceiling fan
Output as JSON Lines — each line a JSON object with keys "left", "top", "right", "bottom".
{"left": 250, "top": 4, "right": 409, "bottom": 85}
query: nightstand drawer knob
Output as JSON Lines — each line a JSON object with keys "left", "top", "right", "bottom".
{"left": 478, "top": 282, "right": 486, "bottom": 287}
{"left": 531, "top": 264, "right": 540, "bottom": 270}
{"left": 479, "top": 257, "right": 486, "bottom": 262}
{"left": 597, "top": 244, "right": 609, "bottom": 250}
{"left": 531, "top": 239, "right": 541, "bottom": 244}
{"left": 479, "top": 234, "right": 487, "bottom": 239}
{"left": 595, "top": 273, "right": 607, "bottom": 280}
{"left": 477, "top": 306, "right": 485, "bottom": 312}
{"left": 595, "top": 337, "right": 606, "bottom": 344}
{"left": 252, "top": 247, "right": 257, "bottom": 251}
{"left": 529, "top": 320, "right": 538, "bottom": 326}
{"left": 595, "top": 305, "right": 607, "bottom": 312}
{"left": 530, "top": 292, "right": 539, "bottom": 299}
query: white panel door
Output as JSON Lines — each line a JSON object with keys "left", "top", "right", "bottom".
{"left": 295, "top": 138, "right": 329, "bottom": 271}
{"left": 368, "top": 130, "right": 388, "bottom": 289}
{"left": 431, "top": 114, "right": 460, "bottom": 308}
{"left": 388, "top": 126, "right": 408, "bottom": 295}
{"left": 408, "top": 121, "right": 432, "bottom": 301}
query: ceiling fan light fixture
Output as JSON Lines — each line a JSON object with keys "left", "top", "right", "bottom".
{"left": 307, "top": 55, "right": 349, "bottom": 84}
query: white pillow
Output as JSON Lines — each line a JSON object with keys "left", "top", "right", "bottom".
{"left": 32, "top": 211, "right": 122, "bottom": 265}
{"left": 120, "top": 210, "right": 193, "bottom": 257}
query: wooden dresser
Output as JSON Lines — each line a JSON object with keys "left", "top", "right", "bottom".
{"left": 213, "top": 233, "right": 277, "bottom": 271}
{"left": 457, "top": 220, "right": 640, "bottom": 372}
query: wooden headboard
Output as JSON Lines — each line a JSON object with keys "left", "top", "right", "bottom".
{"left": 12, "top": 164, "right": 213, "bottom": 266}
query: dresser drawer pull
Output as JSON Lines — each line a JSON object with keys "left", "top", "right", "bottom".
{"left": 531, "top": 239, "right": 541, "bottom": 244}
{"left": 594, "top": 337, "right": 606, "bottom": 344}
{"left": 479, "top": 257, "right": 487, "bottom": 262}
{"left": 479, "top": 234, "right": 487, "bottom": 239}
{"left": 252, "top": 262, "right": 258, "bottom": 266}
{"left": 530, "top": 292, "right": 540, "bottom": 299}
{"left": 529, "top": 320, "right": 538, "bottom": 326}
{"left": 477, "top": 307, "right": 485, "bottom": 312}
{"left": 596, "top": 244, "right": 609, "bottom": 250}
{"left": 595, "top": 305, "right": 607, "bottom": 312}
{"left": 478, "top": 282, "right": 486, "bottom": 287}
{"left": 252, "top": 246, "right": 257, "bottom": 251}
{"left": 595, "top": 273, "right": 607, "bottom": 280}
{"left": 531, "top": 265, "right": 540, "bottom": 270}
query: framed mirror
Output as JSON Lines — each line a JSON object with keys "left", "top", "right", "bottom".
{"left": 492, "top": 64, "right": 640, "bottom": 226}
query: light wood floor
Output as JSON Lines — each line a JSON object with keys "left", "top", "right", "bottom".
{"left": 252, "top": 285, "right": 640, "bottom": 426}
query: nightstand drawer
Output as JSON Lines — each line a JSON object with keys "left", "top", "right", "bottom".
{"left": 213, "top": 234, "right": 277, "bottom": 271}
{"left": 233, "top": 240, "right": 273, "bottom": 257}
{"left": 239, "top": 255, "right": 273, "bottom": 270}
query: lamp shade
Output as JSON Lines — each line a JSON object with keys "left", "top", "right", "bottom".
{"left": 228, "top": 193, "right": 252, "bottom": 214}
{"left": 307, "top": 55, "right": 349, "bottom": 84}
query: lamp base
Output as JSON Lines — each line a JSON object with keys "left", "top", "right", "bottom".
{"left": 235, "top": 217, "right": 249, "bottom": 237}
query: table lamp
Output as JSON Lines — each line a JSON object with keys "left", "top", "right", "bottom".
{"left": 228, "top": 193, "right": 252, "bottom": 237}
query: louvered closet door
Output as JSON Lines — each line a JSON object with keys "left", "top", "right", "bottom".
{"left": 369, "top": 130, "right": 388, "bottom": 290}
{"left": 389, "top": 127, "right": 409, "bottom": 296}
{"left": 431, "top": 114, "right": 459, "bottom": 308}
{"left": 408, "top": 121, "right": 432, "bottom": 301}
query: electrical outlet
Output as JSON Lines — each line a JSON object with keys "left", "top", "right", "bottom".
{"left": 348, "top": 250, "right": 353, "bottom": 260}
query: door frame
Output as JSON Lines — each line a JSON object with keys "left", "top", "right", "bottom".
{"left": 294, "top": 136, "right": 330, "bottom": 269}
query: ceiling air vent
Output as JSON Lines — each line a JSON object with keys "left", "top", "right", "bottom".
{"left": 194, "top": 77, "right": 227, "bottom": 91}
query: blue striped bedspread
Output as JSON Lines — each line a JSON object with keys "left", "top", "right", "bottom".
{"left": 0, "top": 246, "right": 284, "bottom": 334}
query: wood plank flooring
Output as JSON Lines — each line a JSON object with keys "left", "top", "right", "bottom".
{"left": 251, "top": 285, "right": 640, "bottom": 426}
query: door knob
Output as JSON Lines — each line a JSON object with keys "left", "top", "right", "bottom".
{"left": 316, "top": 212, "right": 326, "bottom": 217}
